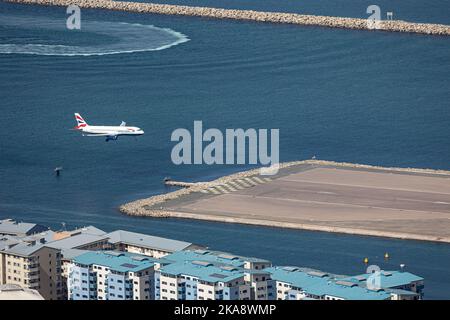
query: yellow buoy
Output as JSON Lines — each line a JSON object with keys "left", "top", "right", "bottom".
{"left": 364, "top": 257, "right": 369, "bottom": 264}
{"left": 384, "top": 252, "right": 389, "bottom": 259}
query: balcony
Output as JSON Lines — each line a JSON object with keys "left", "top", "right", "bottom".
{"left": 27, "top": 264, "right": 39, "bottom": 270}
{"left": 25, "top": 272, "right": 40, "bottom": 281}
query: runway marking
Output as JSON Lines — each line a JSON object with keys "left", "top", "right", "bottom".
{"left": 317, "top": 191, "right": 337, "bottom": 195}
{"left": 196, "top": 175, "right": 273, "bottom": 194}
{"left": 235, "top": 179, "right": 251, "bottom": 188}
{"left": 280, "top": 178, "right": 450, "bottom": 195}
{"left": 228, "top": 182, "right": 246, "bottom": 190}
{"left": 221, "top": 185, "right": 237, "bottom": 192}
{"left": 244, "top": 178, "right": 258, "bottom": 186}
{"left": 396, "top": 198, "right": 450, "bottom": 205}
{"left": 215, "top": 185, "right": 231, "bottom": 193}
{"left": 208, "top": 188, "right": 221, "bottom": 195}
{"left": 224, "top": 194, "right": 450, "bottom": 216}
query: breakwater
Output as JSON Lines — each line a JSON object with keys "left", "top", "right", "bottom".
{"left": 5, "top": 0, "right": 450, "bottom": 36}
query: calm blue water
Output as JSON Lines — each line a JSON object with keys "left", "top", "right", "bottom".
{"left": 0, "top": 2, "right": 449, "bottom": 299}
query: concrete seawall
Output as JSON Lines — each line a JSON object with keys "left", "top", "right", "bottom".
{"left": 5, "top": 0, "right": 450, "bottom": 36}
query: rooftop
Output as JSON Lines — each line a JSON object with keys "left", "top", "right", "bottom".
{"left": 60, "top": 248, "right": 90, "bottom": 261}
{"left": 1, "top": 242, "right": 49, "bottom": 257}
{"left": 73, "top": 251, "right": 157, "bottom": 273}
{"left": 266, "top": 267, "right": 391, "bottom": 300}
{"left": 0, "top": 219, "right": 48, "bottom": 236}
{"left": 158, "top": 250, "right": 271, "bottom": 283}
{"left": 68, "top": 226, "right": 107, "bottom": 237}
{"left": 0, "top": 284, "right": 44, "bottom": 300}
{"left": 47, "top": 233, "right": 108, "bottom": 250}
{"left": 339, "top": 271, "right": 424, "bottom": 289}
{"left": 164, "top": 249, "right": 270, "bottom": 268}
{"left": 106, "top": 230, "right": 194, "bottom": 252}
{"left": 160, "top": 260, "right": 245, "bottom": 283}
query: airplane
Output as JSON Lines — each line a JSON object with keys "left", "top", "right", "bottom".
{"left": 73, "top": 113, "right": 144, "bottom": 142}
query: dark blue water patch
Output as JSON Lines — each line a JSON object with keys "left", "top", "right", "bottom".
{"left": 0, "top": 2, "right": 449, "bottom": 299}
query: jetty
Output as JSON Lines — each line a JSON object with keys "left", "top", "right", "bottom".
{"left": 5, "top": 0, "right": 450, "bottom": 36}
{"left": 164, "top": 179, "right": 197, "bottom": 188}
{"left": 120, "top": 160, "right": 450, "bottom": 244}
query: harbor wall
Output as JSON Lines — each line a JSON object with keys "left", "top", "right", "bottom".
{"left": 5, "top": 0, "right": 450, "bottom": 36}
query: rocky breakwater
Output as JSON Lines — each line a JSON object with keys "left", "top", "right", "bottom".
{"left": 5, "top": 0, "right": 450, "bottom": 36}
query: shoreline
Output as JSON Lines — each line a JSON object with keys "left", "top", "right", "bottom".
{"left": 151, "top": 212, "right": 450, "bottom": 245}
{"left": 4, "top": 0, "right": 450, "bottom": 36}
{"left": 119, "top": 160, "right": 450, "bottom": 244}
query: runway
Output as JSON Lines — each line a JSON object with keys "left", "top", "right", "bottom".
{"left": 160, "top": 165, "right": 450, "bottom": 241}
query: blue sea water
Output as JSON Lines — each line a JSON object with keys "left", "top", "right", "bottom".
{"left": 0, "top": 2, "right": 449, "bottom": 299}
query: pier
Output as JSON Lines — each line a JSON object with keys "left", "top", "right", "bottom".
{"left": 6, "top": 0, "right": 450, "bottom": 36}
{"left": 164, "top": 179, "right": 197, "bottom": 188}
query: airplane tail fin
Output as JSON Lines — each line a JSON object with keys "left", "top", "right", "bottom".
{"left": 74, "top": 113, "right": 88, "bottom": 129}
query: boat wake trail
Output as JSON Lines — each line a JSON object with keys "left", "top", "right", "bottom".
{"left": 0, "top": 14, "right": 189, "bottom": 56}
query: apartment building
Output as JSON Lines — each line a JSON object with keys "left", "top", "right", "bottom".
{"left": 157, "top": 260, "right": 251, "bottom": 300}
{"left": 0, "top": 236, "right": 63, "bottom": 300}
{"left": 67, "top": 251, "right": 157, "bottom": 300}
{"left": 105, "top": 230, "right": 201, "bottom": 258}
{"left": 0, "top": 219, "right": 426, "bottom": 301}
{"left": 266, "top": 266, "right": 403, "bottom": 300}
{"left": 155, "top": 249, "right": 272, "bottom": 300}
{"left": 339, "top": 271, "right": 424, "bottom": 300}
{"left": 21, "top": 226, "right": 109, "bottom": 300}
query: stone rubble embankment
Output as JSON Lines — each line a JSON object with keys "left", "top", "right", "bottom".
{"left": 5, "top": 0, "right": 450, "bottom": 36}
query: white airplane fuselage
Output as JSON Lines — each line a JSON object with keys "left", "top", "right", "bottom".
{"left": 74, "top": 113, "right": 144, "bottom": 141}
{"left": 80, "top": 125, "right": 144, "bottom": 137}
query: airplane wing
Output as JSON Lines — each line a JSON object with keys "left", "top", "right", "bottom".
{"left": 120, "top": 121, "right": 126, "bottom": 127}
{"left": 83, "top": 133, "right": 119, "bottom": 137}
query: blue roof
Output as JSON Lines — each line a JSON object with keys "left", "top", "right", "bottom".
{"left": 339, "top": 271, "right": 423, "bottom": 289}
{"left": 73, "top": 251, "right": 157, "bottom": 273}
{"left": 160, "top": 260, "right": 245, "bottom": 283}
{"left": 266, "top": 267, "right": 391, "bottom": 300}
{"left": 159, "top": 250, "right": 270, "bottom": 283}
{"left": 164, "top": 249, "right": 268, "bottom": 267}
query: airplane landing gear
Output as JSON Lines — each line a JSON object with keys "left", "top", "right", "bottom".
{"left": 105, "top": 136, "right": 118, "bottom": 142}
